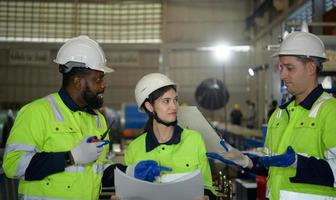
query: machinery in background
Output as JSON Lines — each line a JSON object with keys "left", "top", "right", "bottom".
{"left": 120, "top": 103, "right": 147, "bottom": 139}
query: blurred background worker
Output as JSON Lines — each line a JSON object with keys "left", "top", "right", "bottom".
{"left": 124, "top": 73, "right": 217, "bottom": 199}
{"left": 230, "top": 103, "right": 243, "bottom": 125}
{"left": 2, "top": 36, "right": 167, "bottom": 200}
{"left": 245, "top": 100, "right": 256, "bottom": 129}
{"left": 208, "top": 31, "right": 336, "bottom": 200}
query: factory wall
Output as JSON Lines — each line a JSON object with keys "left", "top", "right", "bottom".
{"left": 0, "top": 0, "right": 253, "bottom": 125}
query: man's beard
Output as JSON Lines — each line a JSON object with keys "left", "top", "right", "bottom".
{"left": 83, "top": 84, "right": 104, "bottom": 109}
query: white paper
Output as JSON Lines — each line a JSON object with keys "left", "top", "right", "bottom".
{"left": 177, "top": 106, "right": 225, "bottom": 152}
{"left": 114, "top": 168, "right": 204, "bottom": 200}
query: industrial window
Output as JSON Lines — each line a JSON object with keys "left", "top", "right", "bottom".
{"left": 325, "top": 0, "right": 336, "bottom": 12}
{"left": 0, "top": 1, "right": 162, "bottom": 43}
{"left": 286, "top": 0, "right": 312, "bottom": 23}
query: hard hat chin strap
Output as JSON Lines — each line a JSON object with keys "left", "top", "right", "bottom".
{"left": 59, "top": 62, "right": 88, "bottom": 74}
{"left": 152, "top": 112, "right": 177, "bottom": 127}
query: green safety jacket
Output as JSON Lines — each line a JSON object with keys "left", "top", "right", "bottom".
{"left": 265, "top": 90, "right": 336, "bottom": 200}
{"left": 124, "top": 127, "right": 216, "bottom": 195}
{"left": 3, "top": 93, "right": 109, "bottom": 200}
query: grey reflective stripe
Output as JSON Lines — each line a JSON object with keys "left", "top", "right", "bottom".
{"left": 276, "top": 109, "right": 282, "bottom": 118}
{"left": 95, "top": 115, "right": 102, "bottom": 129}
{"left": 5, "top": 143, "right": 37, "bottom": 154}
{"left": 325, "top": 147, "right": 336, "bottom": 187}
{"left": 5, "top": 144, "right": 38, "bottom": 179}
{"left": 103, "top": 163, "right": 113, "bottom": 171}
{"left": 45, "top": 95, "right": 64, "bottom": 122}
{"left": 93, "top": 163, "right": 104, "bottom": 175}
{"left": 19, "top": 193, "right": 78, "bottom": 200}
{"left": 64, "top": 165, "right": 85, "bottom": 173}
{"left": 309, "top": 94, "right": 331, "bottom": 118}
{"left": 279, "top": 190, "right": 336, "bottom": 200}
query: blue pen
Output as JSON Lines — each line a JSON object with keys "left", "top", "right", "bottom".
{"left": 97, "top": 140, "right": 110, "bottom": 148}
{"left": 220, "top": 140, "right": 229, "bottom": 152}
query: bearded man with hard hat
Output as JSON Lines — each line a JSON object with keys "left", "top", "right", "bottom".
{"left": 207, "top": 32, "right": 336, "bottom": 200}
{"left": 2, "top": 36, "right": 169, "bottom": 200}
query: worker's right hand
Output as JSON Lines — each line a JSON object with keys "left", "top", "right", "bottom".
{"left": 70, "top": 136, "right": 105, "bottom": 165}
{"left": 133, "top": 160, "right": 172, "bottom": 182}
{"left": 206, "top": 141, "right": 252, "bottom": 168}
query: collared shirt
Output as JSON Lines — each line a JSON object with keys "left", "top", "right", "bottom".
{"left": 145, "top": 123, "right": 183, "bottom": 152}
{"left": 124, "top": 126, "right": 216, "bottom": 195}
{"left": 265, "top": 84, "right": 336, "bottom": 199}
{"left": 279, "top": 84, "right": 324, "bottom": 110}
{"left": 58, "top": 87, "right": 97, "bottom": 115}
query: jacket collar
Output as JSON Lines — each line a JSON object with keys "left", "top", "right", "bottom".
{"left": 145, "top": 123, "right": 183, "bottom": 152}
{"left": 279, "top": 84, "right": 324, "bottom": 110}
{"left": 58, "top": 87, "right": 97, "bottom": 115}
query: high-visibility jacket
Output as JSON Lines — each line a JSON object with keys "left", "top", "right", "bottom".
{"left": 124, "top": 127, "right": 216, "bottom": 195}
{"left": 3, "top": 93, "right": 109, "bottom": 200}
{"left": 265, "top": 90, "right": 336, "bottom": 200}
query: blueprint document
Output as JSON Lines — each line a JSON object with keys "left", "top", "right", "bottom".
{"left": 178, "top": 106, "right": 226, "bottom": 152}
{"left": 114, "top": 168, "right": 204, "bottom": 200}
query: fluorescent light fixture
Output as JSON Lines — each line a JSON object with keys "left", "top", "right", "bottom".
{"left": 214, "top": 44, "right": 231, "bottom": 62}
{"left": 248, "top": 68, "right": 255, "bottom": 76}
{"left": 198, "top": 45, "right": 251, "bottom": 52}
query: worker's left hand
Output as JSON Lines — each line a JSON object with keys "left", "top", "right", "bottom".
{"left": 134, "top": 160, "right": 172, "bottom": 182}
{"left": 259, "top": 146, "right": 297, "bottom": 167}
{"left": 206, "top": 140, "right": 252, "bottom": 168}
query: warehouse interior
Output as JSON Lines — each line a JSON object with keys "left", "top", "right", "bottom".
{"left": 1, "top": 0, "right": 336, "bottom": 199}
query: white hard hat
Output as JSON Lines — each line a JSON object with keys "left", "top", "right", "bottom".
{"left": 273, "top": 32, "right": 327, "bottom": 61}
{"left": 135, "top": 73, "right": 176, "bottom": 109}
{"left": 54, "top": 35, "right": 114, "bottom": 73}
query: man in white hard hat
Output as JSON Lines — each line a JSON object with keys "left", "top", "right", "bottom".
{"left": 208, "top": 32, "right": 336, "bottom": 200}
{"left": 2, "top": 36, "right": 169, "bottom": 200}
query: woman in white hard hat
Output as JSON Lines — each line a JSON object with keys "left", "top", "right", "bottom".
{"left": 124, "top": 73, "right": 217, "bottom": 199}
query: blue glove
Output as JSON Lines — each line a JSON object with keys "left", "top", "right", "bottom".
{"left": 134, "top": 160, "right": 172, "bottom": 182}
{"left": 207, "top": 140, "right": 251, "bottom": 168}
{"left": 259, "top": 146, "right": 296, "bottom": 167}
{"left": 206, "top": 152, "right": 243, "bottom": 169}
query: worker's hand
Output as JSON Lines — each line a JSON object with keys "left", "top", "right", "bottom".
{"left": 259, "top": 146, "right": 297, "bottom": 167}
{"left": 70, "top": 136, "right": 105, "bottom": 165}
{"left": 86, "top": 136, "right": 110, "bottom": 147}
{"left": 128, "top": 160, "right": 172, "bottom": 182}
{"left": 206, "top": 141, "right": 252, "bottom": 168}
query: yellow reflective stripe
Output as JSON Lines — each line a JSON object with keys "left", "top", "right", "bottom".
{"left": 5, "top": 144, "right": 38, "bottom": 179}
{"left": 280, "top": 190, "right": 336, "bottom": 200}
{"left": 45, "top": 95, "right": 64, "bottom": 122}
